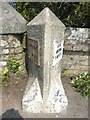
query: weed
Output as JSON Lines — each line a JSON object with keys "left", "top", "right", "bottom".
{"left": 70, "top": 72, "right": 90, "bottom": 97}
{"left": 62, "top": 68, "right": 68, "bottom": 73}
{"left": 0, "top": 56, "right": 20, "bottom": 86}
{"left": 6, "top": 56, "right": 20, "bottom": 74}
{"left": 1, "top": 70, "right": 10, "bottom": 87}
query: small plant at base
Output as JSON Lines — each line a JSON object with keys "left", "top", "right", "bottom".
{"left": 70, "top": 72, "right": 90, "bottom": 97}
{"left": 62, "top": 68, "right": 68, "bottom": 73}
{"left": 6, "top": 56, "right": 20, "bottom": 74}
{"left": 2, "top": 70, "right": 10, "bottom": 87}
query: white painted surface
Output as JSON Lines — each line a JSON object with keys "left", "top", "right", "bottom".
{"left": 53, "top": 40, "right": 64, "bottom": 66}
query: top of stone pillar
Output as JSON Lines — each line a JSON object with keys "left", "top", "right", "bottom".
{"left": 27, "top": 7, "right": 65, "bottom": 28}
{"left": 0, "top": 2, "right": 27, "bottom": 34}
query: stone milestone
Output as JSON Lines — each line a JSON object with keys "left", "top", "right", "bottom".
{"left": 22, "top": 7, "right": 68, "bottom": 113}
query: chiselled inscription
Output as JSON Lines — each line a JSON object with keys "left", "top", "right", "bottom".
{"left": 28, "top": 38, "right": 40, "bottom": 65}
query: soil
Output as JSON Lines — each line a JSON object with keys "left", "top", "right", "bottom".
{"left": 0, "top": 73, "right": 88, "bottom": 119}
{"left": 1, "top": 73, "right": 28, "bottom": 113}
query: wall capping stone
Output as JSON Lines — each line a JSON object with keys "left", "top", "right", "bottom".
{"left": 0, "top": 2, "right": 27, "bottom": 34}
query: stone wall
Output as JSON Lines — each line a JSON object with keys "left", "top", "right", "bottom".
{"left": 61, "top": 27, "right": 89, "bottom": 76}
{"left": 0, "top": 2, "right": 27, "bottom": 74}
{"left": 0, "top": 34, "right": 26, "bottom": 73}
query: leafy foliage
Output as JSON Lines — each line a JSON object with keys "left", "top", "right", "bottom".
{"left": 0, "top": 57, "right": 20, "bottom": 86}
{"left": 6, "top": 56, "right": 20, "bottom": 74}
{"left": 70, "top": 72, "right": 90, "bottom": 97}
{"left": 16, "top": 2, "right": 90, "bottom": 27}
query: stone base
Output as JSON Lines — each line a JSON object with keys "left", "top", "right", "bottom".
{"left": 22, "top": 78, "right": 68, "bottom": 113}
{"left": 44, "top": 80, "right": 68, "bottom": 113}
{"left": 22, "top": 78, "right": 43, "bottom": 113}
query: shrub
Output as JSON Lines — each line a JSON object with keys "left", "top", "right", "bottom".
{"left": 70, "top": 72, "right": 90, "bottom": 97}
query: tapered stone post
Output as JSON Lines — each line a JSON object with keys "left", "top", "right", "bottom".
{"left": 22, "top": 7, "right": 68, "bottom": 113}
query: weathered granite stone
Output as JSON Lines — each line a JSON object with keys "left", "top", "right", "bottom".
{"left": 0, "top": 39, "right": 9, "bottom": 47}
{"left": 61, "top": 52, "right": 89, "bottom": 76}
{"left": 22, "top": 78, "right": 43, "bottom": 113}
{"left": 44, "top": 79, "right": 68, "bottom": 113}
{"left": 62, "top": 27, "right": 89, "bottom": 75}
{"left": 0, "top": 2, "right": 27, "bottom": 73}
{"left": 22, "top": 7, "right": 68, "bottom": 113}
{"left": 62, "top": 66, "right": 88, "bottom": 76}
{"left": 64, "top": 27, "right": 89, "bottom": 52}
{"left": 1, "top": 54, "right": 9, "bottom": 61}
{"left": 0, "top": 35, "right": 26, "bottom": 73}
{"left": 14, "top": 52, "right": 25, "bottom": 60}
{"left": 0, "top": 61, "right": 7, "bottom": 73}
{"left": 9, "top": 46, "right": 23, "bottom": 54}
{"left": 2, "top": 49, "right": 9, "bottom": 54}
{"left": 0, "top": 61, "right": 7, "bottom": 67}
{"left": 17, "top": 58, "right": 25, "bottom": 66}
{"left": 0, "top": 2, "right": 27, "bottom": 34}
{"left": 65, "top": 28, "right": 88, "bottom": 40}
